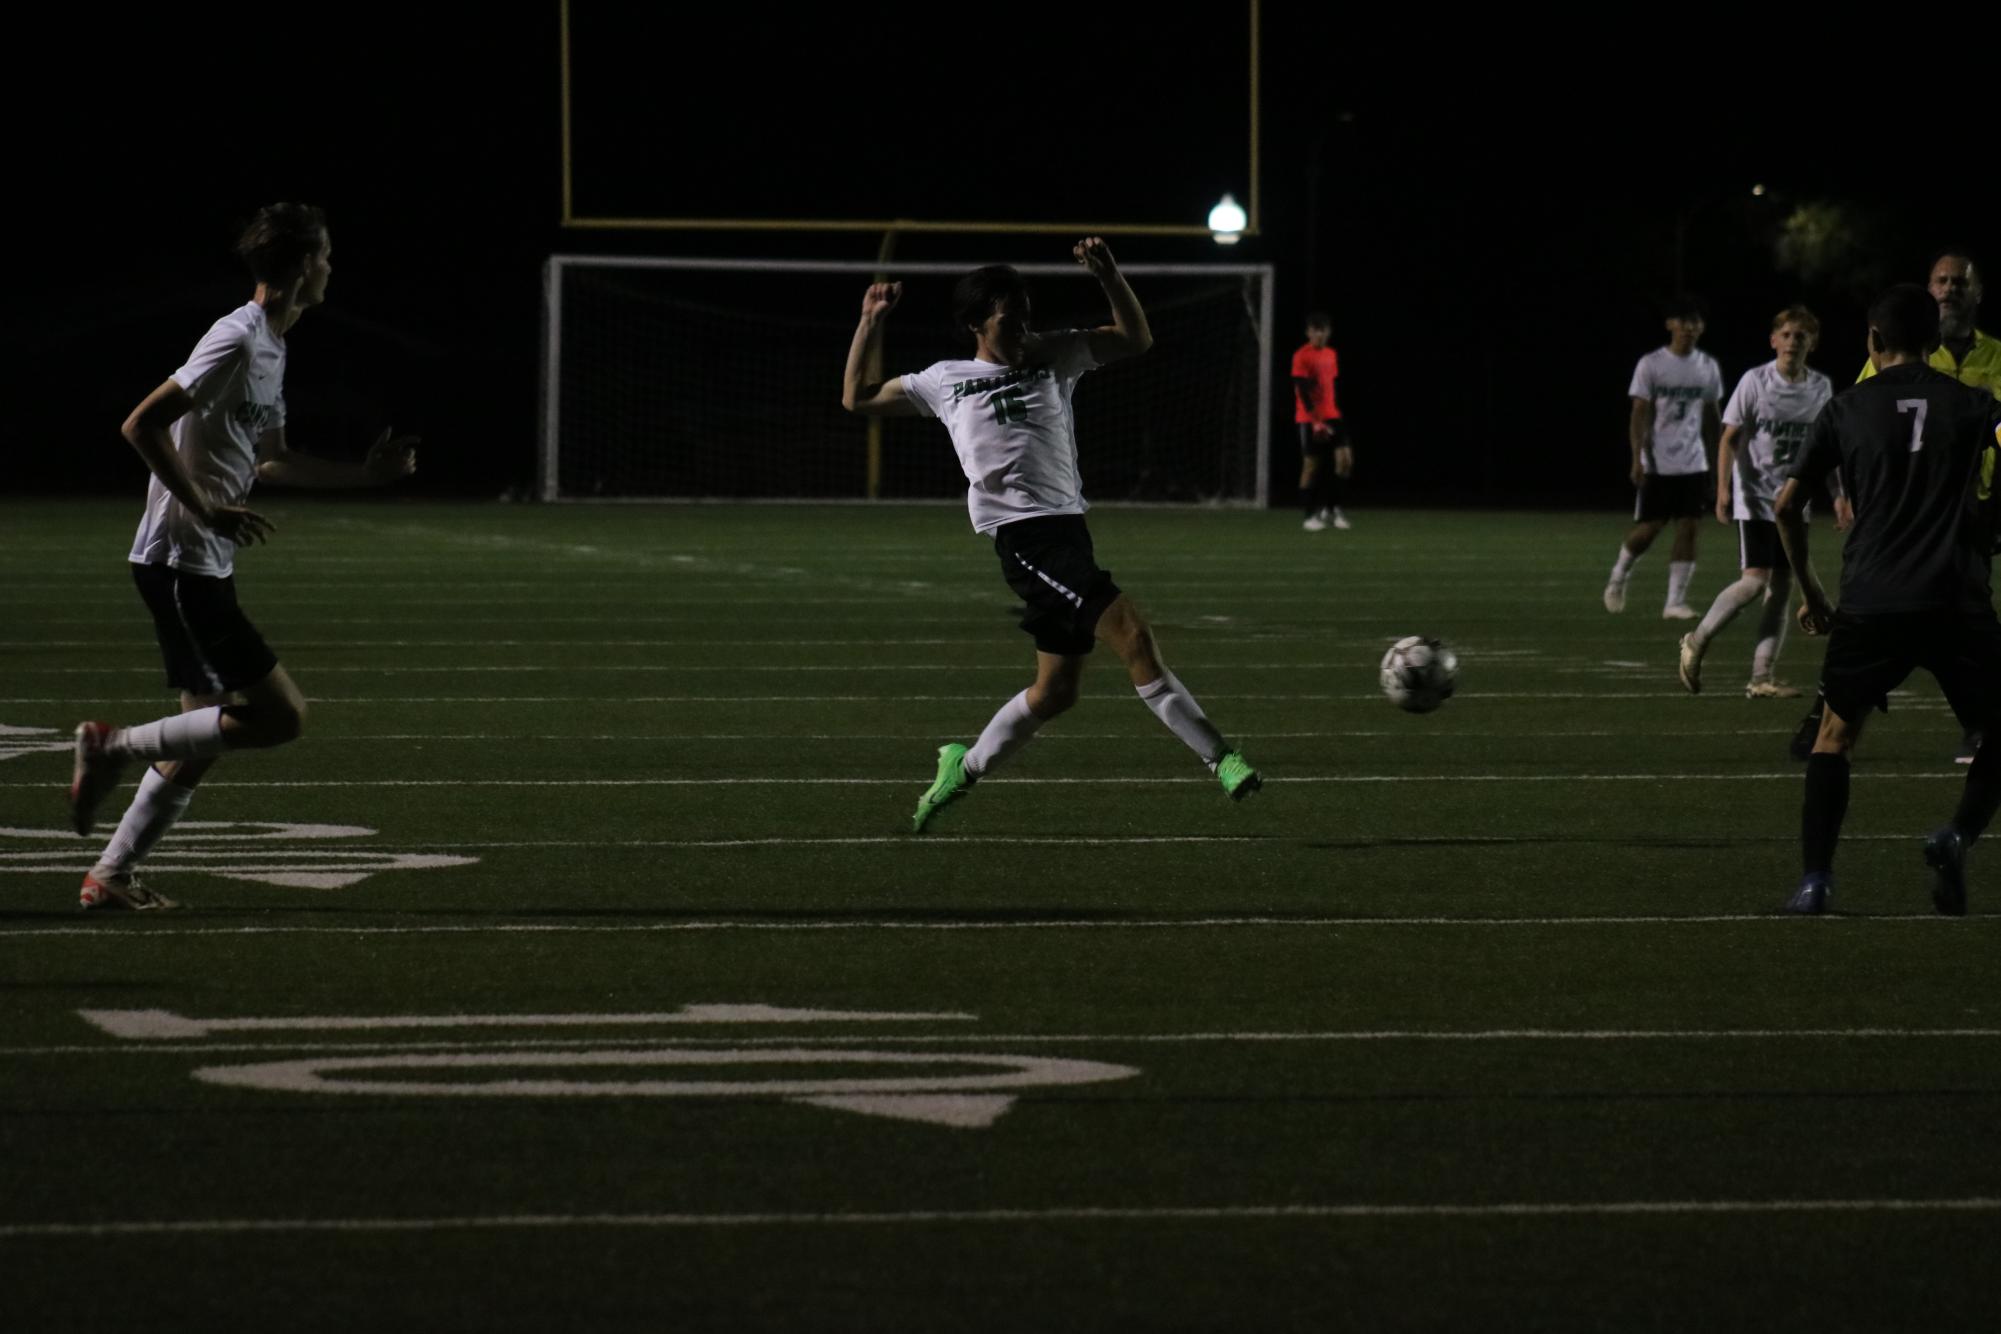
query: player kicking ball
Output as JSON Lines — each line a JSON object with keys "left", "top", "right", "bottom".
{"left": 840, "top": 239, "right": 1261, "bottom": 831}
{"left": 68, "top": 204, "right": 417, "bottom": 909}
{"left": 1677, "top": 307, "right": 1832, "bottom": 697}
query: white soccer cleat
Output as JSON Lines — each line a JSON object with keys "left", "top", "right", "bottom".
{"left": 1602, "top": 581, "right": 1627, "bottom": 613}
{"left": 1744, "top": 678, "right": 1803, "bottom": 700}
{"left": 1661, "top": 604, "right": 1698, "bottom": 621}
{"left": 1331, "top": 509, "right": 1352, "bottom": 530}
{"left": 80, "top": 871, "right": 179, "bottom": 912}
{"left": 1677, "top": 633, "right": 1704, "bottom": 695}
{"left": 1303, "top": 514, "right": 1329, "bottom": 533}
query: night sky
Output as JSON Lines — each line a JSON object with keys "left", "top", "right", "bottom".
{"left": 19, "top": 3, "right": 1998, "bottom": 504}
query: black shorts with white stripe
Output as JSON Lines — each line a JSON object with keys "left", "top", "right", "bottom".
{"left": 131, "top": 562, "right": 278, "bottom": 695}
{"left": 991, "top": 515, "right": 1123, "bottom": 656}
{"left": 1738, "top": 518, "right": 1782, "bottom": 571}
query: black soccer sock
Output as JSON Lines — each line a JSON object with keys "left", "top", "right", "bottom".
{"left": 1300, "top": 482, "right": 1318, "bottom": 518}
{"left": 1802, "top": 752, "right": 1851, "bottom": 875}
{"left": 1953, "top": 733, "right": 2001, "bottom": 842}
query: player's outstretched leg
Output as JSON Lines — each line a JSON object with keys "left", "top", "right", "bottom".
{"left": 913, "top": 657, "right": 1080, "bottom": 833}
{"left": 1096, "top": 595, "right": 1260, "bottom": 800}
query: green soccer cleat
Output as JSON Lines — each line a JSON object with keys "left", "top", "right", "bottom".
{"left": 911, "top": 743, "right": 972, "bottom": 833}
{"left": 1216, "top": 750, "right": 1262, "bottom": 801}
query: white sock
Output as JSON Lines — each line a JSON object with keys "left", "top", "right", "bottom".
{"left": 1752, "top": 571, "right": 1791, "bottom": 679}
{"left": 1136, "top": 671, "right": 1228, "bottom": 768}
{"left": 1665, "top": 560, "right": 1696, "bottom": 609}
{"left": 110, "top": 707, "right": 229, "bottom": 761}
{"left": 964, "top": 690, "right": 1044, "bottom": 780}
{"left": 1694, "top": 573, "right": 1766, "bottom": 647}
{"left": 1609, "top": 547, "right": 1640, "bottom": 583}
{"left": 94, "top": 766, "right": 194, "bottom": 877}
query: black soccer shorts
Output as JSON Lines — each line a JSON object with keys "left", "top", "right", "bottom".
{"left": 132, "top": 562, "right": 279, "bottom": 695}
{"left": 991, "top": 515, "right": 1123, "bottom": 657}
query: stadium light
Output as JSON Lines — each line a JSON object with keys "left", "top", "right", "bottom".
{"left": 1208, "top": 194, "right": 1247, "bottom": 245}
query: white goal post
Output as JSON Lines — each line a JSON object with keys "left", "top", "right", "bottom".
{"left": 540, "top": 256, "right": 1275, "bottom": 505}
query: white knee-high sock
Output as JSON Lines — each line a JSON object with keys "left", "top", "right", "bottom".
{"left": 1136, "top": 671, "right": 1228, "bottom": 768}
{"left": 1666, "top": 560, "right": 1696, "bottom": 608}
{"left": 964, "top": 690, "right": 1044, "bottom": 780}
{"left": 93, "top": 766, "right": 194, "bottom": 877}
{"left": 110, "top": 707, "right": 228, "bottom": 761}
{"left": 1753, "top": 571, "right": 1792, "bottom": 679}
{"left": 1610, "top": 547, "right": 1640, "bottom": 582}
{"left": 1694, "top": 573, "right": 1766, "bottom": 646}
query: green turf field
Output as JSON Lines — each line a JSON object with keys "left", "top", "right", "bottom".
{"left": 3, "top": 499, "right": 1997, "bottom": 1332}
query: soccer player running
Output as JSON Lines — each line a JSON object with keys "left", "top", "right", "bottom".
{"left": 1677, "top": 307, "right": 1832, "bottom": 697}
{"left": 68, "top": 204, "right": 417, "bottom": 909}
{"left": 1604, "top": 298, "right": 1725, "bottom": 619}
{"left": 1773, "top": 284, "right": 2001, "bottom": 916}
{"left": 840, "top": 239, "right": 1261, "bottom": 832}
{"left": 1290, "top": 311, "right": 1352, "bottom": 531}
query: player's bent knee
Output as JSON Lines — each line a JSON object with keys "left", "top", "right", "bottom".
{"left": 223, "top": 701, "right": 305, "bottom": 748}
{"left": 1029, "top": 680, "right": 1079, "bottom": 717}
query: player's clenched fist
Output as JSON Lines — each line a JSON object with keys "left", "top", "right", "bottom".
{"left": 861, "top": 282, "right": 902, "bottom": 322}
{"left": 1073, "top": 237, "right": 1117, "bottom": 277}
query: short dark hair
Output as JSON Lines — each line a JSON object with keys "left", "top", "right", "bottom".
{"left": 952, "top": 265, "right": 1029, "bottom": 338}
{"left": 1304, "top": 310, "right": 1332, "bottom": 330}
{"left": 1868, "top": 283, "right": 1941, "bottom": 356}
{"left": 235, "top": 203, "right": 328, "bottom": 284}
{"left": 1664, "top": 294, "right": 1706, "bottom": 322}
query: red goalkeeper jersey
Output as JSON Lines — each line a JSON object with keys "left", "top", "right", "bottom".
{"left": 1291, "top": 344, "right": 1340, "bottom": 424}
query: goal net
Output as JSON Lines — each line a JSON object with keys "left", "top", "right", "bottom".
{"left": 540, "top": 258, "right": 1274, "bottom": 505}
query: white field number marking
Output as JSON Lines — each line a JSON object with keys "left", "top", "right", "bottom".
{"left": 2, "top": 822, "right": 475, "bottom": 890}
{"left": 80, "top": 1006, "right": 1137, "bottom": 1129}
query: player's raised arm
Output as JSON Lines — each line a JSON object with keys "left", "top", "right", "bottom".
{"left": 842, "top": 282, "right": 919, "bottom": 417}
{"left": 121, "top": 379, "right": 272, "bottom": 547}
{"left": 1076, "top": 237, "right": 1153, "bottom": 364}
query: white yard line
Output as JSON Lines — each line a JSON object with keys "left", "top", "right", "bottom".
{"left": 10, "top": 1025, "right": 2000, "bottom": 1057}
{"left": 4, "top": 1198, "right": 1998, "bottom": 1238}
{"left": 2, "top": 912, "right": 1982, "bottom": 939}
{"left": 0, "top": 772, "right": 1970, "bottom": 789}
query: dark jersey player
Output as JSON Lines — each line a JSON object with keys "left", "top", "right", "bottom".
{"left": 1774, "top": 284, "right": 2001, "bottom": 915}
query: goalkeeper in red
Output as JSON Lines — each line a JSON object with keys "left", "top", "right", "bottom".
{"left": 841, "top": 238, "right": 1262, "bottom": 831}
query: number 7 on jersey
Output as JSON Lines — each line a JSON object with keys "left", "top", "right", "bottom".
{"left": 1897, "top": 399, "right": 1928, "bottom": 453}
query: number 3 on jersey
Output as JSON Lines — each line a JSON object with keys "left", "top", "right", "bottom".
{"left": 1897, "top": 399, "right": 1928, "bottom": 453}
{"left": 990, "top": 390, "right": 1029, "bottom": 425}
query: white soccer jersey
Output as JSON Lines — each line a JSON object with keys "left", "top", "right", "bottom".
{"left": 901, "top": 330, "right": 1097, "bottom": 534}
{"left": 1628, "top": 346, "right": 1725, "bottom": 476}
{"left": 1722, "top": 360, "right": 1833, "bottom": 521}
{"left": 129, "top": 302, "right": 286, "bottom": 577}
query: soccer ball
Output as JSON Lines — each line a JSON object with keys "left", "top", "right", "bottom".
{"left": 1379, "top": 636, "right": 1458, "bottom": 714}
